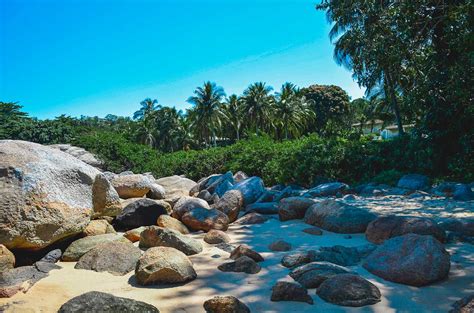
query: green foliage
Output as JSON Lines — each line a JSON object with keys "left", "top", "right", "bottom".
{"left": 371, "top": 170, "right": 404, "bottom": 186}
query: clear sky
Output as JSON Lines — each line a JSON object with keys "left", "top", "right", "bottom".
{"left": 0, "top": 0, "right": 364, "bottom": 119}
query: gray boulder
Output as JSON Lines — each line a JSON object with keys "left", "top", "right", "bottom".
{"left": 147, "top": 183, "right": 166, "bottom": 200}
{"left": 289, "top": 261, "right": 351, "bottom": 288}
{"left": 304, "top": 200, "right": 377, "bottom": 233}
{"left": 49, "top": 144, "right": 103, "bottom": 169}
{"left": 278, "top": 197, "right": 317, "bottom": 221}
{"left": 0, "top": 140, "right": 100, "bottom": 250}
{"left": 139, "top": 226, "right": 202, "bottom": 255}
{"left": 57, "top": 291, "right": 159, "bottom": 313}
{"left": 156, "top": 175, "right": 197, "bottom": 198}
{"left": 214, "top": 190, "right": 244, "bottom": 222}
{"left": 397, "top": 174, "right": 430, "bottom": 190}
{"left": 204, "top": 229, "right": 231, "bottom": 244}
{"left": 281, "top": 250, "right": 316, "bottom": 268}
{"left": 317, "top": 274, "right": 381, "bottom": 307}
{"left": 181, "top": 207, "right": 229, "bottom": 232}
{"left": 111, "top": 174, "right": 154, "bottom": 199}
{"left": 366, "top": 215, "right": 446, "bottom": 244}
{"left": 306, "top": 182, "right": 349, "bottom": 197}
{"left": 268, "top": 240, "right": 292, "bottom": 251}
{"left": 230, "top": 177, "right": 265, "bottom": 205}
{"left": 75, "top": 241, "right": 141, "bottom": 275}
{"left": 135, "top": 247, "right": 197, "bottom": 285}
{"left": 270, "top": 281, "right": 313, "bottom": 304}
{"left": 63, "top": 234, "right": 130, "bottom": 261}
{"left": 172, "top": 196, "right": 211, "bottom": 219}
{"left": 363, "top": 233, "right": 450, "bottom": 286}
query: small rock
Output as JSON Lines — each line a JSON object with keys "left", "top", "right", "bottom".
{"left": 302, "top": 227, "right": 323, "bottom": 235}
{"left": 281, "top": 251, "right": 316, "bottom": 268}
{"left": 235, "top": 213, "right": 268, "bottom": 225}
{"left": 230, "top": 245, "right": 264, "bottom": 262}
{"left": 449, "top": 294, "right": 474, "bottom": 313}
{"left": 204, "top": 230, "right": 231, "bottom": 244}
{"left": 203, "top": 296, "right": 250, "bottom": 313}
{"left": 123, "top": 226, "right": 146, "bottom": 243}
{"left": 0, "top": 245, "right": 15, "bottom": 272}
{"left": 62, "top": 234, "right": 130, "bottom": 261}
{"left": 214, "top": 190, "right": 244, "bottom": 222}
{"left": 92, "top": 173, "right": 122, "bottom": 217}
{"left": 156, "top": 215, "right": 190, "bottom": 234}
{"left": 306, "top": 182, "right": 349, "bottom": 197}
{"left": 111, "top": 174, "right": 154, "bottom": 199}
{"left": 270, "top": 281, "right": 313, "bottom": 304}
{"left": 215, "top": 243, "right": 237, "bottom": 253}
{"left": 57, "top": 291, "right": 159, "bottom": 312}
{"left": 147, "top": 183, "right": 166, "bottom": 200}
{"left": 83, "top": 219, "right": 116, "bottom": 236}
{"left": 39, "top": 249, "right": 62, "bottom": 263}
{"left": 135, "top": 247, "right": 197, "bottom": 285}
{"left": 269, "top": 240, "right": 292, "bottom": 251}
{"left": 317, "top": 274, "right": 381, "bottom": 307}
{"left": 139, "top": 226, "right": 202, "bottom": 255}
{"left": 218, "top": 256, "right": 261, "bottom": 274}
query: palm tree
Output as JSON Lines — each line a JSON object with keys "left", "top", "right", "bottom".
{"left": 187, "top": 81, "right": 226, "bottom": 147}
{"left": 274, "top": 83, "right": 313, "bottom": 139}
{"left": 241, "top": 82, "right": 274, "bottom": 133}
{"left": 133, "top": 98, "right": 160, "bottom": 147}
{"left": 223, "top": 94, "right": 243, "bottom": 141}
{"left": 133, "top": 98, "right": 159, "bottom": 120}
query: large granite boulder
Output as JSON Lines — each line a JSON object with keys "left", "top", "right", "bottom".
{"left": 289, "top": 261, "right": 351, "bottom": 288}
{"left": 92, "top": 173, "right": 122, "bottom": 217}
{"left": 111, "top": 174, "right": 154, "bottom": 199}
{"left": 172, "top": 196, "right": 210, "bottom": 220}
{"left": 397, "top": 174, "right": 430, "bottom": 190}
{"left": 0, "top": 245, "right": 15, "bottom": 272}
{"left": 278, "top": 197, "right": 317, "bottom": 221}
{"left": 304, "top": 200, "right": 377, "bottom": 233}
{"left": 156, "top": 175, "right": 197, "bottom": 198}
{"left": 306, "top": 182, "right": 349, "bottom": 197}
{"left": 75, "top": 241, "right": 141, "bottom": 275}
{"left": 317, "top": 274, "right": 381, "bottom": 307}
{"left": 49, "top": 144, "right": 103, "bottom": 169}
{"left": 214, "top": 190, "right": 244, "bottom": 222}
{"left": 230, "top": 177, "right": 265, "bottom": 205}
{"left": 270, "top": 281, "right": 313, "bottom": 304}
{"left": 62, "top": 234, "right": 130, "bottom": 261}
{"left": 363, "top": 234, "right": 450, "bottom": 286}
{"left": 203, "top": 296, "right": 250, "bottom": 313}
{"left": 0, "top": 140, "right": 100, "bottom": 250}
{"left": 135, "top": 247, "right": 197, "bottom": 285}
{"left": 181, "top": 207, "right": 229, "bottom": 232}
{"left": 57, "top": 291, "right": 159, "bottom": 313}
{"left": 139, "top": 226, "right": 202, "bottom": 255}
{"left": 156, "top": 215, "right": 190, "bottom": 234}
{"left": 366, "top": 215, "right": 446, "bottom": 244}
{"left": 116, "top": 199, "right": 170, "bottom": 230}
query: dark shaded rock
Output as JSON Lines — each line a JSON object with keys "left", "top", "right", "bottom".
{"left": 207, "top": 171, "right": 234, "bottom": 196}
{"left": 278, "top": 197, "right": 317, "bottom": 221}
{"left": 302, "top": 227, "right": 323, "bottom": 235}
{"left": 75, "top": 241, "right": 141, "bottom": 275}
{"left": 197, "top": 190, "right": 213, "bottom": 202}
{"left": 135, "top": 247, "right": 197, "bottom": 285}
{"left": 215, "top": 243, "right": 237, "bottom": 253}
{"left": 449, "top": 294, "right": 474, "bottom": 313}
{"left": 63, "top": 234, "right": 130, "bottom": 261}
{"left": 269, "top": 240, "right": 292, "bottom": 251}
{"left": 230, "top": 245, "right": 264, "bottom": 262}
{"left": 204, "top": 230, "right": 231, "bottom": 244}
{"left": 235, "top": 212, "right": 268, "bottom": 225}
{"left": 397, "top": 174, "right": 429, "bottom": 190}
{"left": 58, "top": 291, "right": 159, "bottom": 313}
{"left": 439, "top": 218, "right": 474, "bottom": 237}
{"left": 246, "top": 202, "right": 278, "bottom": 215}
{"left": 270, "top": 281, "right": 313, "bottom": 304}
{"left": 214, "top": 190, "right": 244, "bottom": 222}
{"left": 182, "top": 207, "right": 230, "bottom": 232}
{"left": 39, "top": 249, "right": 62, "bottom": 263}
{"left": 304, "top": 200, "right": 377, "bottom": 233}
{"left": 363, "top": 234, "right": 450, "bottom": 286}
{"left": 289, "top": 261, "right": 351, "bottom": 288}
{"left": 116, "top": 199, "right": 170, "bottom": 230}
{"left": 366, "top": 215, "right": 446, "bottom": 244}
{"left": 312, "top": 244, "right": 377, "bottom": 266}
{"left": 306, "top": 182, "right": 349, "bottom": 197}
{"left": 230, "top": 177, "right": 265, "bottom": 205}
{"left": 203, "top": 295, "right": 250, "bottom": 313}
{"left": 453, "top": 184, "right": 474, "bottom": 201}
{"left": 281, "top": 250, "right": 316, "bottom": 268}
{"left": 274, "top": 186, "right": 293, "bottom": 202}
{"left": 218, "top": 256, "right": 261, "bottom": 274}
{"left": 139, "top": 226, "right": 202, "bottom": 255}
{"left": 317, "top": 274, "right": 381, "bottom": 307}
{"left": 255, "top": 190, "right": 277, "bottom": 203}
{"left": 342, "top": 194, "right": 357, "bottom": 201}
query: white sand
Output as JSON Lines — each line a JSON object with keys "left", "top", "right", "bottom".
{"left": 1, "top": 197, "right": 473, "bottom": 312}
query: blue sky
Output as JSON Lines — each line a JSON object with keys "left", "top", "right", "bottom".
{"left": 0, "top": 0, "right": 364, "bottom": 119}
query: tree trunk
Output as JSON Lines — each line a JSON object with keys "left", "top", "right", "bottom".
{"left": 384, "top": 70, "right": 404, "bottom": 136}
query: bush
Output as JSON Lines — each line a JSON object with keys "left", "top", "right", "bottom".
{"left": 371, "top": 170, "right": 404, "bottom": 186}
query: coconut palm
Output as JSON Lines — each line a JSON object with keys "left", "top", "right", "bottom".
{"left": 187, "top": 81, "right": 226, "bottom": 147}
{"left": 241, "top": 82, "right": 274, "bottom": 133}
{"left": 133, "top": 98, "right": 160, "bottom": 147}
{"left": 223, "top": 94, "right": 243, "bottom": 141}
{"left": 133, "top": 98, "right": 159, "bottom": 120}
